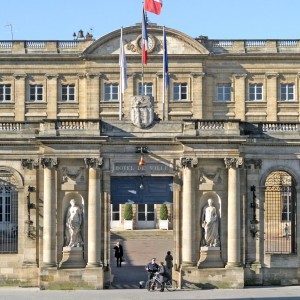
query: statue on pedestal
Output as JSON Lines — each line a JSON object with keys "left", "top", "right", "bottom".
{"left": 201, "top": 198, "right": 220, "bottom": 247}
{"left": 65, "top": 199, "right": 83, "bottom": 247}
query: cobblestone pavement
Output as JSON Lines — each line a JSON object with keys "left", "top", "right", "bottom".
{"left": 0, "top": 286, "right": 300, "bottom": 300}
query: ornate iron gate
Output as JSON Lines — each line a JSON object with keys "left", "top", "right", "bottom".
{"left": 265, "top": 171, "right": 296, "bottom": 254}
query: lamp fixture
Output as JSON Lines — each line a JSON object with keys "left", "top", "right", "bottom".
{"left": 139, "top": 176, "right": 144, "bottom": 189}
{"left": 27, "top": 186, "right": 36, "bottom": 237}
{"left": 136, "top": 146, "right": 148, "bottom": 166}
{"left": 249, "top": 185, "right": 259, "bottom": 238}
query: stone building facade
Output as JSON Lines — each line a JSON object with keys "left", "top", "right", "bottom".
{"left": 0, "top": 24, "right": 299, "bottom": 288}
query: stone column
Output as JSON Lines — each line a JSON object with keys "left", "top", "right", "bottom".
{"left": 14, "top": 73, "right": 27, "bottom": 121}
{"left": 191, "top": 72, "right": 205, "bottom": 119}
{"left": 233, "top": 74, "right": 247, "bottom": 121}
{"left": 85, "top": 157, "right": 103, "bottom": 267}
{"left": 244, "top": 159, "right": 262, "bottom": 267}
{"left": 224, "top": 157, "right": 243, "bottom": 268}
{"left": 86, "top": 73, "right": 101, "bottom": 119}
{"left": 45, "top": 74, "right": 58, "bottom": 119}
{"left": 266, "top": 73, "right": 279, "bottom": 121}
{"left": 180, "top": 157, "right": 198, "bottom": 265}
{"left": 40, "top": 157, "right": 58, "bottom": 267}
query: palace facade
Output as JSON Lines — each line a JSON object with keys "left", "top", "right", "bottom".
{"left": 0, "top": 23, "right": 300, "bottom": 288}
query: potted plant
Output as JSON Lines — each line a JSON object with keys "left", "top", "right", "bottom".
{"left": 159, "top": 204, "right": 169, "bottom": 230}
{"left": 123, "top": 204, "right": 133, "bottom": 230}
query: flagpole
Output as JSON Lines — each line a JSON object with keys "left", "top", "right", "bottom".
{"left": 119, "top": 27, "right": 123, "bottom": 120}
{"left": 142, "top": 8, "right": 145, "bottom": 95}
{"left": 162, "top": 26, "right": 165, "bottom": 121}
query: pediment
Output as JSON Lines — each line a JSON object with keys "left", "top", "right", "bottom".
{"left": 83, "top": 25, "right": 209, "bottom": 57}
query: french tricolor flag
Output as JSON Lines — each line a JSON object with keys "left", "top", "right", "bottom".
{"left": 144, "top": 0, "right": 163, "bottom": 15}
{"left": 142, "top": 9, "right": 148, "bottom": 64}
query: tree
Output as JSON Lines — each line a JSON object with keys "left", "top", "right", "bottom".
{"left": 124, "top": 204, "right": 133, "bottom": 220}
{"left": 160, "top": 204, "right": 168, "bottom": 220}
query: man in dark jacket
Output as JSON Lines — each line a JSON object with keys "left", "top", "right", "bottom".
{"left": 113, "top": 240, "right": 124, "bottom": 267}
{"left": 145, "top": 258, "right": 159, "bottom": 280}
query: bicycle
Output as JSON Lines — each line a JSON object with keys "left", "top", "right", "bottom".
{"left": 145, "top": 272, "right": 177, "bottom": 292}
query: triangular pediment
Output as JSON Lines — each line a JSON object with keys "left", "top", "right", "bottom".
{"left": 83, "top": 25, "right": 209, "bottom": 57}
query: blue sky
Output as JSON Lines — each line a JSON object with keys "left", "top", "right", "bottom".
{"left": 1, "top": 0, "right": 300, "bottom": 41}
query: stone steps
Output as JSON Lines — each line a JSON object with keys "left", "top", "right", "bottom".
{"left": 111, "top": 229, "right": 173, "bottom": 240}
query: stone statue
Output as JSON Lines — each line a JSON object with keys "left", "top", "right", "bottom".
{"left": 65, "top": 199, "right": 83, "bottom": 247}
{"left": 201, "top": 199, "right": 220, "bottom": 247}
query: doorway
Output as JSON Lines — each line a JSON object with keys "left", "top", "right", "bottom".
{"left": 136, "top": 204, "right": 155, "bottom": 228}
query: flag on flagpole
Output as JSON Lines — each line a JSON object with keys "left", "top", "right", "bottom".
{"left": 144, "top": 0, "right": 163, "bottom": 15}
{"left": 119, "top": 27, "right": 127, "bottom": 94}
{"left": 142, "top": 9, "right": 148, "bottom": 65}
{"left": 163, "top": 27, "right": 169, "bottom": 88}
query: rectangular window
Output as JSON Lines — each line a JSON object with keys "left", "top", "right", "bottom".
{"left": 280, "top": 83, "right": 295, "bottom": 101}
{"left": 29, "top": 84, "right": 43, "bottom": 101}
{"left": 249, "top": 83, "right": 263, "bottom": 101}
{"left": 104, "top": 83, "right": 119, "bottom": 101}
{"left": 217, "top": 83, "right": 231, "bottom": 101}
{"left": 0, "top": 84, "right": 11, "bottom": 102}
{"left": 138, "top": 82, "right": 153, "bottom": 96}
{"left": 61, "top": 84, "right": 75, "bottom": 102}
{"left": 174, "top": 83, "right": 188, "bottom": 101}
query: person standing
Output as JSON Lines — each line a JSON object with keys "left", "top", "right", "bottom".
{"left": 165, "top": 250, "right": 173, "bottom": 274}
{"left": 114, "top": 240, "right": 124, "bottom": 267}
{"left": 145, "top": 258, "right": 159, "bottom": 281}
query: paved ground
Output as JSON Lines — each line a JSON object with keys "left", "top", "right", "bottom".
{"left": 110, "top": 229, "right": 173, "bottom": 288}
{"left": 0, "top": 286, "right": 300, "bottom": 300}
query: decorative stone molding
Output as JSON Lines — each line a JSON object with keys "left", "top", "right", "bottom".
{"left": 232, "top": 73, "right": 247, "bottom": 79}
{"left": 21, "top": 159, "right": 39, "bottom": 170}
{"left": 180, "top": 157, "right": 198, "bottom": 168}
{"left": 265, "top": 72, "right": 279, "bottom": 79}
{"left": 199, "top": 167, "right": 222, "bottom": 184}
{"left": 45, "top": 74, "right": 59, "bottom": 79}
{"left": 224, "top": 157, "right": 243, "bottom": 169}
{"left": 13, "top": 73, "right": 27, "bottom": 79}
{"left": 61, "top": 166, "right": 85, "bottom": 184}
{"left": 84, "top": 157, "right": 103, "bottom": 169}
{"left": 244, "top": 159, "right": 262, "bottom": 170}
{"left": 40, "top": 157, "right": 58, "bottom": 169}
{"left": 190, "top": 72, "right": 205, "bottom": 78}
{"left": 86, "top": 72, "right": 102, "bottom": 79}
{"left": 77, "top": 73, "right": 86, "bottom": 79}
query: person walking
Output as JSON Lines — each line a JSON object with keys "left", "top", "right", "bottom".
{"left": 113, "top": 240, "right": 124, "bottom": 267}
{"left": 158, "top": 261, "right": 170, "bottom": 292}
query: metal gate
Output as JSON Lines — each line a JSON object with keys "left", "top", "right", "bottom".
{"left": 265, "top": 171, "right": 296, "bottom": 254}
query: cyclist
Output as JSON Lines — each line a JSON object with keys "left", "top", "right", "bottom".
{"left": 158, "top": 261, "right": 171, "bottom": 292}
{"left": 145, "top": 258, "right": 159, "bottom": 281}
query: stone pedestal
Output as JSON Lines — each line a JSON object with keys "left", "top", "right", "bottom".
{"left": 197, "top": 246, "right": 224, "bottom": 268}
{"left": 59, "top": 247, "right": 86, "bottom": 269}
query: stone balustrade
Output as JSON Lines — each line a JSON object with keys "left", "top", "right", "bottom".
{"left": 199, "top": 38, "right": 300, "bottom": 54}
{"left": 0, "top": 40, "right": 94, "bottom": 54}
{"left": 0, "top": 119, "right": 299, "bottom": 139}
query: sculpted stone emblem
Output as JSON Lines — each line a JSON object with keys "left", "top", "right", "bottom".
{"left": 130, "top": 95, "right": 154, "bottom": 128}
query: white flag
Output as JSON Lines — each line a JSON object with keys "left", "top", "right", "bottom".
{"left": 119, "top": 27, "right": 127, "bottom": 94}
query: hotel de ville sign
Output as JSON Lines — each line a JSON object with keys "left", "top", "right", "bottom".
{"left": 112, "top": 162, "right": 174, "bottom": 175}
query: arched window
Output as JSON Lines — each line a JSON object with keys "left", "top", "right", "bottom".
{"left": 265, "top": 171, "right": 296, "bottom": 254}
{"left": 0, "top": 182, "right": 18, "bottom": 253}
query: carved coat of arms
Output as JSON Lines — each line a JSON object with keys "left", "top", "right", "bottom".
{"left": 130, "top": 95, "right": 154, "bottom": 128}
